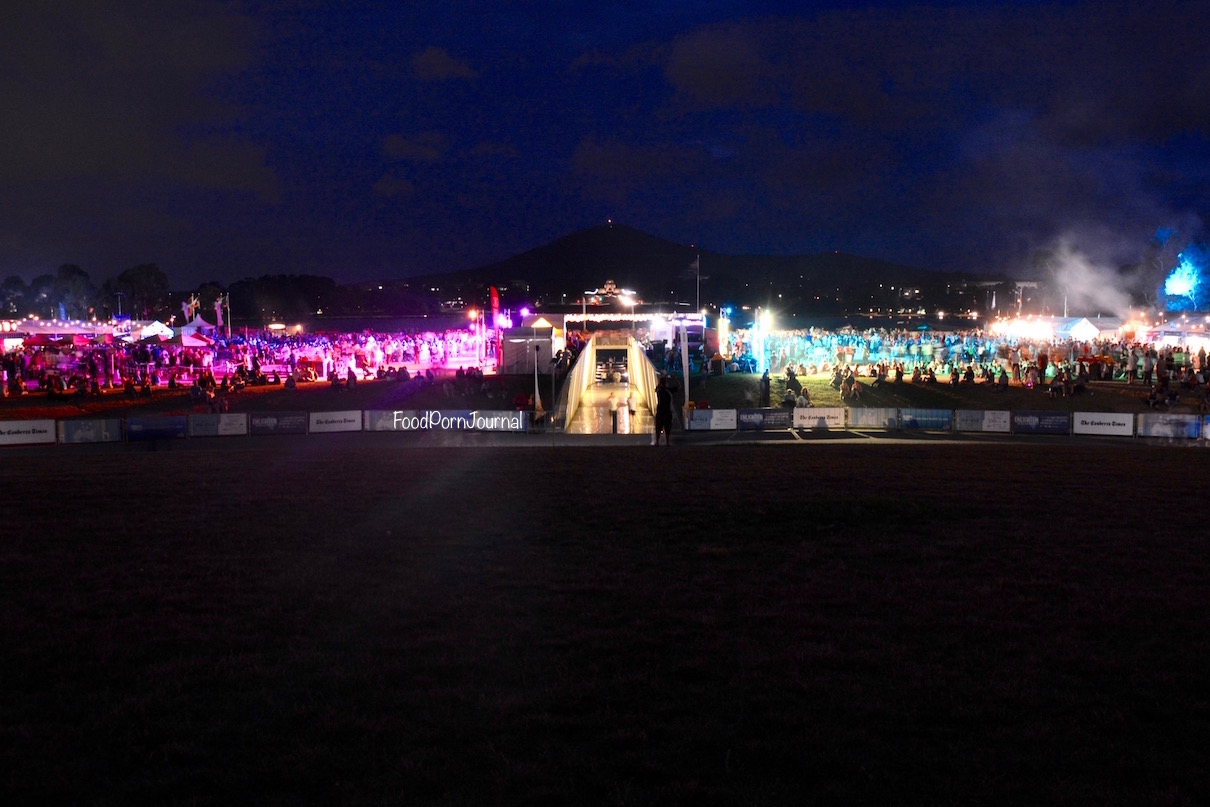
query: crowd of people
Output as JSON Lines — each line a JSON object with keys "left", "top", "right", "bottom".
{"left": 730, "top": 326, "right": 1206, "bottom": 384}
{"left": 729, "top": 326, "right": 1207, "bottom": 382}
{"left": 723, "top": 324, "right": 1210, "bottom": 411}
{"left": 1, "top": 326, "right": 493, "bottom": 400}
{"left": 8, "top": 320, "right": 1210, "bottom": 416}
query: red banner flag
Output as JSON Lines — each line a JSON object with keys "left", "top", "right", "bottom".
{"left": 490, "top": 286, "right": 501, "bottom": 368}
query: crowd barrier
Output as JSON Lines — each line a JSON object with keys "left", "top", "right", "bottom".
{"left": 688, "top": 406, "right": 1204, "bottom": 440}
{"left": 2, "top": 407, "right": 1207, "bottom": 447}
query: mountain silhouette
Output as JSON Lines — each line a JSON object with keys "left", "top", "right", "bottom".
{"left": 415, "top": 222, "right": 974, "bottom": 311}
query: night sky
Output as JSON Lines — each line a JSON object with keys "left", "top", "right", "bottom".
{"left": 2, "top": 0, "right": 1207, "bottom": 291}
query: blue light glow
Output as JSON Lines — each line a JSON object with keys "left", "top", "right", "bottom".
{"left": 1161, "top": 244, "right": 1208, "bottom": 312}
{"left": 1164, "top": 258, "right": 1198, "bottom": 298}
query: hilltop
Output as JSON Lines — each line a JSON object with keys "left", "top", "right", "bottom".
{"left": 409, "top": 223, "right": 983, "bottom": 312}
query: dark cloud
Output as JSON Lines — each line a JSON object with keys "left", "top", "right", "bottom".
{"left": 0, "top": 1, "right": 270, "bottom": 191}
{"left": 372, "top": 174, "right": 416, "bottom": 199}
{"left": 411, "top": 46, "right": 477, "bottom": 81}
{"left": 469, "top": 141, "right": 519, "bottom": 159}
{"left": 664, "top": 24, "right": 781, "bottom": 109}
{"left": 0, "top": 0, "right": 1206, "bottom": 291}
{"left": 0, "top": 0, "right": 277, "bottom": 280}
{"left": 382, "top": 132, "right": 446, "bottom": 162}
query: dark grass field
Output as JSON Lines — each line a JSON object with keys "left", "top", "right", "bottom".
{"left": 3, "top": 442, "right": 1209, "bottom": 805}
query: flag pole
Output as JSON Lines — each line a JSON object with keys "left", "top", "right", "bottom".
{"left": 533, "top": 343, "right": 545, "bottom": 420}
{"left": 679, "top": 321, "right": 691, "bottom": 429}
{"left": 696, "top": 253, "right": 700, "bottom": 311}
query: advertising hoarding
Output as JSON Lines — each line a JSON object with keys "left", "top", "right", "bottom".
{"left": 309, "top": 410, "right": 363, "bottom": 433}
{"left": 1012, "top": 411, "right": 1070, "bottom": 435}
{"left": 189, "top": 413, "right": 249, "bottom": 437}
{"left": 126, "top": 415, "right": 188, "bottom": 442}
{"left": 793, "top": 407, "right": 846, "bottom": 430}
{"left": 1136, "top": 413, "right": 1200, "bottom": 439}
{"left": 848, "top": 408, "right": 898, "bottom": 429}
{"left": 249, "top": 411, "right": 309, "bottom": 436}
{"left": 1072, "top": 412, "right": 1133, "bottom": 437}
{"left": 955, "top": 410, "right": 1011, "bottom": 433}
{"left": 0, "top": 419, "right": 57, "bottom": 446}
{"left": 899, "top": 408, "right": 953, "bottom": 430}
{"left": 687, "top": 409, "right": 738, "bottom": 430}
{"left": 58, "top": 419, "right": 122, "bottom": 444}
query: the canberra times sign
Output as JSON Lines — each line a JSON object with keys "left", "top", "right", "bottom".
{"left": 364, "top": 410, "right": 526, "bottom": 433}
{"left": 0, "top": 419, "right": 56, "bottom": 445}
{"left": 1072, "top": 412, "right": 1133, "bottom": 437}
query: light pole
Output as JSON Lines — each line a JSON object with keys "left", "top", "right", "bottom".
{"left": 619, "top": 295, "right": 636, "bottom": 332}
{"left": 468, "top": 308, "right": 481, "bottom": 367}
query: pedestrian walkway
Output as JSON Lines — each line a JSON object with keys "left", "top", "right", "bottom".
{"left": 564, "top": 381, "right": 651, "bottom": 435}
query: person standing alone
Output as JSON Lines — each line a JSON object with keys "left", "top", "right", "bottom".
{"left": 653, "top": 375, "right": 673, "bottom": 445}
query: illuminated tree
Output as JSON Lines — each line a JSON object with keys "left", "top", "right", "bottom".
{"left": 1159, "top": 243, "right": 1209, "bottom": 313}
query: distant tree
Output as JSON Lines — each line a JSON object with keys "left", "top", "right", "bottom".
{"left": 228, "top": 275, "right": 337, "bottom": 323}
{"left": 1144, "top": 228, "right": 1176, "bottom": 284}
{"left": 989, "top": 280, "right": 1018, "bottom": 315}
{"left": 55, "top": 264, "right": 97, "bottom": 320}
{"left": 28, "top": 274, "right": 57, "bottom": 318}
{"left": 192, "top": 281, "right": 225, "bottom": 307}
{"left": 105, "top": 264, "right": 171, "bottom": 320}
{"left": 1, "top": 275, "right": 28, "bottom": 316}
{"left": 185, "top": 281, "right": 226, "bottom": 325}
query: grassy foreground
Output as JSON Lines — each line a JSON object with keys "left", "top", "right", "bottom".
{"left": 3, "top": 442, "right": 1208, "bottom": 805}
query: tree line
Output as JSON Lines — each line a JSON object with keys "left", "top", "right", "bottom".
{"left": 1, "top": 266, "right": 449, "bottom": 325}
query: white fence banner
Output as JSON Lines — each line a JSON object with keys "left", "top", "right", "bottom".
{"left": 848, "top": 408, "right": 898, "bottom": 429}
{"left": 58, "top": 419, "right": 123, "bottom": 444}
{"left": 1136, "top": 413, "right": 1200, "bottom": 439}
{"left": 0, "top": 419, "right": 57, "bottom": 445}
{"left": 955, "top": 410, "right": 1011, "bottom": 433}
{"left": 687, "top": 409, "right": 737, "bottom": 430}
{"left": 309, "top": 410, "right": 363, "bottom": 433}
{"left": 189, "top": 413, "right": 249, "bottom": 437}
{"left": 365, "top": 410, "right": 417, "bottom": 431}
{"left": 1072, "top": 412, "right": 1133, "bottom": 437}
{"left": 794, "top": 407, "right": 845, "bottom": 429}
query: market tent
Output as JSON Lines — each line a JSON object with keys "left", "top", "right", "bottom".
{"left": 1055, "top": 317, "right": 1124, "bottom": 342}
{"left": 21, "top": 334, "right": 69, "bottom": 348}
{"left": 180, "top": 331, "right": 214, "bottom": 347}
{"left": 71, "top": 333, "right": 104, "bottom": 346}
{"left": 131, "top": 320, "right": 174, "bottom": 341}
{"left": 140, "top": 331, "right": 214, "bottom": 347}
{"left": 180, "top": 315, "right": 217, "bottom": 337}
